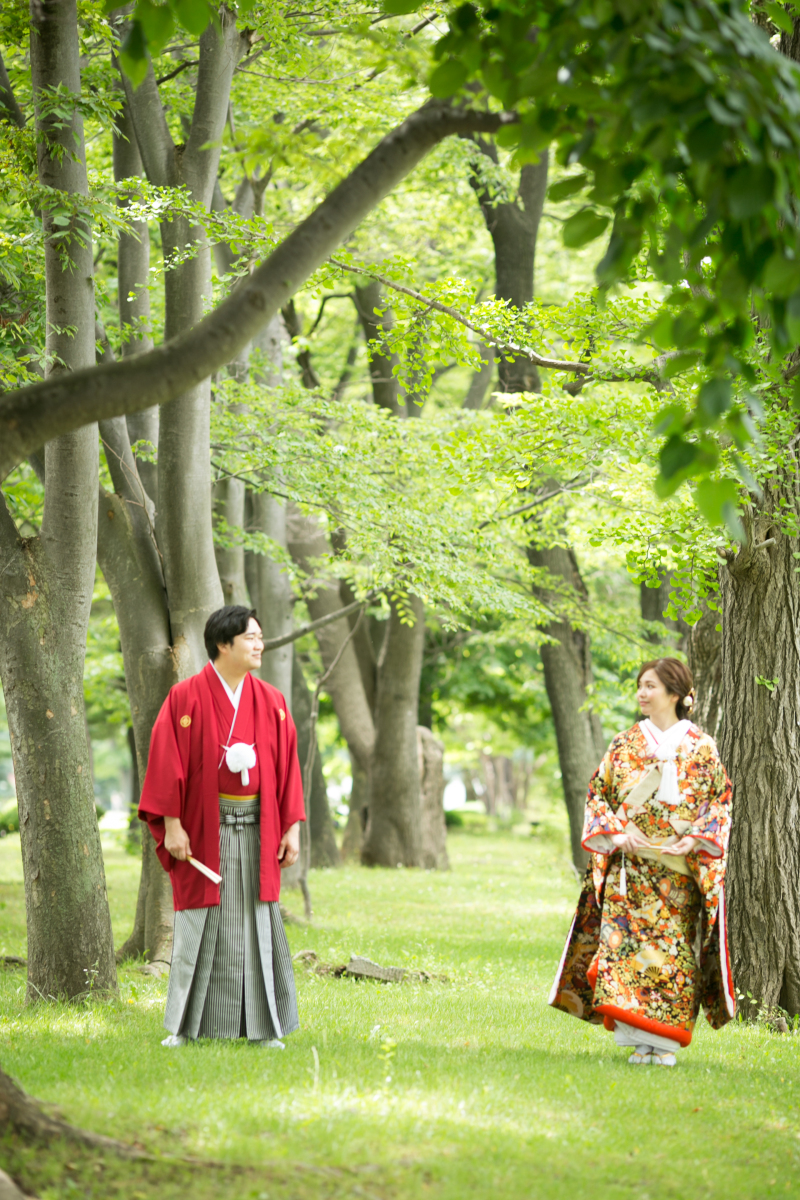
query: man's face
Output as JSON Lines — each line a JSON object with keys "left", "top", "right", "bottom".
{"left": 218, "top": 617, "right": 263, "bottom": 674}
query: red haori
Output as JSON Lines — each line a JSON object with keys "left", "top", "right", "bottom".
{"left": 139, "top": 663, "right": 305, "bottom": 910}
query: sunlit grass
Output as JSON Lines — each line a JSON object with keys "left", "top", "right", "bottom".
{"left": 1, "top": 823, "right": 800, "bottom": 1199}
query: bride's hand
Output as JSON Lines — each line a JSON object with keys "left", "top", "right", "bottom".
{"left": 669, "top": 835, "right": 699, "bottom": 856}
{"left": 611, "top": 827, "right": 649, "bottom": 854}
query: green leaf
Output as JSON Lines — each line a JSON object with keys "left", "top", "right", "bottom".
{"left": 138, "top": 0, "right": 175, "bottom": 54}
{"left": 663, "top": 351, "right": 700, "bottom": 378}
{"left": 174, "top": 0, "right": 212, "bottom": 36}
{"left": 728, "top": 164, "right": 775, "bottom": 221}
{"left": 658, "top": 435, "right": 699, "bottom": 490}
{"left": 764, "top": 1, "right": 795, "bottom": 34}
{"left": 694, "top": 477, "right": 741, "bottom": 528}
{"left": 562, "top": 208, "right": 609, "bottom": 249}
{"left": 428, "top": 58, "right": 469, "bottom": 98}
{"left": 654, "top": 404, "right": 685, "bottom": 436}
{"left": 382, "top": 0, "right": 423, "bottom": 12}
{"left": 697, "top": 378, "right": 732, "bottom": 422}
{"left": 762, "top": 251, "right": 800, "bottom": 296}
{"left": 547, "top": 174, "right": 588, "bottom": 203}
{"left": 119, "top": 20, "right": 149, "bottom": 88}
{"left": 722, "top": 500, "right": 746, "bottom": 542}
{"left": 646, "top": 310, "right": 674, "bottom": 351}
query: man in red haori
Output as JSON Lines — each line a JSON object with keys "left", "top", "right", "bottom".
{"left": 139, "top": 606, "right": 305, "bottom": 1048}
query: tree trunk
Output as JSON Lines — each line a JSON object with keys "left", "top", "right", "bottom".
{"left": 291, "top": 648, "right": 339, "bottom": 868}
{"left": 462, "top": 340, "right": 495, "bottom": 409}
{"left": 686, "top": 603, "right": 723, "bottom": 740}
{"left": 528, "top": 544, "right": 604, "bottom": 871}
{"left": 417, "top": 726, "right": 449, "bottom": 870}
{"left": 123, "top": 13, "right": 247, "bottom": 672}
{"left": 0, "top": 0, "right": 116, "bottom": 1001}
{"left": 107, "top": 19, "right": 247, "bottom": 955}
{"left": 214, "top": 474, "right": 250, "bottom": 606}
{"left": 353, "top": 281, "right": 404, "bottom": 416}
{"left": 97, "top": 451, "right": 176, "bottom": 964}
{"left": 113, "top": 96, "right": 158, "bottom": 506}
{"left": 287, "top": 511, "right": 376, "bottom": 776}
{"left": 469, "top": 146, "right": 548, "bottom": 393}
{"left": 469, "top": 143, "right": 601, "bottom": 871}
{"left": 252, "top": 493, "right": 293, "bottom": 695}
{"left": 341, "top": 753, "right": 368, "bottom": 861}
{"left": 719, "top": 491, "right": 800, "bottom": 1017}
{"left": 361, "top": 596, "right": 426, "bottom": 867}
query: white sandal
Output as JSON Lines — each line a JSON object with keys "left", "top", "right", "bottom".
{"left": 628, "top": 1047, "right": 652, "bottom": 1065}
{"left": 650, "top": 1052, "right": 677, "bottom": 1067}
{"left": 161, "top": 1033, "right": 187, "bottom": 1048}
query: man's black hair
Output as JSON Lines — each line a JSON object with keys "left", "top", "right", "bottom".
{"left": 204, "top": 606, "right": 260, "bottom": 661}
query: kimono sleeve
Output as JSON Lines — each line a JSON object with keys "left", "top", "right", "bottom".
{"left": 686, "top": 744, "right": 731, "bottom": 859}
{"left": 138, "top": 691, "right": 187, "bottom": 870}
{"left": 582, "top": 743, "right": 627, "bottom": 855}
{"left": 278, "top": 705, "right": 306, "bottom": 834}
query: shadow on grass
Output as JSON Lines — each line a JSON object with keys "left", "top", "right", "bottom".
{"left": 0, "top": 1132, "right": 412, "bottom": 1200}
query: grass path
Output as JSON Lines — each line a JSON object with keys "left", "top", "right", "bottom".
{"left": 1, "top": 825, "right": 800, "bottom": 1199}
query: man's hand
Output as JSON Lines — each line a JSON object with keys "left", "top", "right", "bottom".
{"left": 278, "top": 822, "right": 300, "bottom": 869}
{"left": 164, "top": 816, "right": 192, "bottom": 861}
{"left": 611, "top": 826, "right": 649, "bottom": 854}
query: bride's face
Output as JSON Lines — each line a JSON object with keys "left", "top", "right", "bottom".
{"left": 636, "top": 669, "right": 679, "bottom": 720}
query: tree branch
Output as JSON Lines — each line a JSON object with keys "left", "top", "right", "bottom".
{"left": 0, "top": 488, "right": 21, "bottom": 555}
{"left": 0, "top": 102, "right": 517, "bottom": 477}
{"left": 0, "top": 51, "right": 25, "bottom": 129}
{"left": 477, "top": 476, "right": 593, "bottom": 528}
{"left": 330, "top": 258, "right": 594, "bottom": 375}
{"left": 156, "top": 58, "right": 198, "bottom": 86}
{"left": 329, "top": 257, "right": 665, "bottom": 386}
{"left": 260, "top": 592, "right": 377, "bottom": 652}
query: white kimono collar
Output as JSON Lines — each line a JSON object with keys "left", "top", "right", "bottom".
{"left": 638, "top": 718, "right": 693, "bottom": 806}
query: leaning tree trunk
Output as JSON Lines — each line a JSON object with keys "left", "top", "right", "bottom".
{"left": 417, "top": 725, "right": 449, "bottom": 870}
{"left": 361, "top": 596, "right": 426, "bottom": 867}
{"left": 122, "top": 13, "right": 247, "bottom": 672}
{"left": 0, "top": 0, "right": 116, "bottom": 1001}
{"left": 527, "top": 543, "right": 605, "bottom": 871}
{"left": 292, "top": 647, "right": 339, "bottom": 868}
{"left": 107, "top": 18, "right": 246, "bottom": 956}
{"left": 99, "top": 104, "right": 178, "bottom": 965}
{"left": 97, "top": 418, "right": 176, "bottom": 965}
{"left": 287, "top": 511, "right": 376, "bottom": 777}
{"left": 113, "top": 95, "right": 158, "bottom": 506}
{"left": 720, "top": 490, "right": 800, "bottom": 1017}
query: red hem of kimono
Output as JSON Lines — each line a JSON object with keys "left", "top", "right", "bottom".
{"left": 595, "top": 1005, "right": 693, "bottom": 1048}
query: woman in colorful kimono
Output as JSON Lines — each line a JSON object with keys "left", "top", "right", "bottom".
{"left": 549, "top": 657, "right": 734, "bottom": 1066}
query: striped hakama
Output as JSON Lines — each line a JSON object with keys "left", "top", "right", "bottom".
{"left": 164, "top": 799, "right": 298, "bottom": 1041}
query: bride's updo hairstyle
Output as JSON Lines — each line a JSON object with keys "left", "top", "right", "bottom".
{"left": 637, "top": 658, "right": 695, "bottom": 720}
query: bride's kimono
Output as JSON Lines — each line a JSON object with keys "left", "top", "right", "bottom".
{"left": 549, "top": 720, "right": 735, "bottom": 1047}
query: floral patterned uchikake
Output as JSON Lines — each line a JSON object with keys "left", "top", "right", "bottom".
{"left": 549, "top": 722, "right": 735, "bottom": 1050}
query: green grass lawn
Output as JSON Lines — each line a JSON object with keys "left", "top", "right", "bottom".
{"left": 1, "top": 821, "right": 800, "bottom": 1200}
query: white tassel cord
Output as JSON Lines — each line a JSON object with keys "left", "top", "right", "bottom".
{"left": 619, "top": 853, "right": 627, "bottom": 897}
